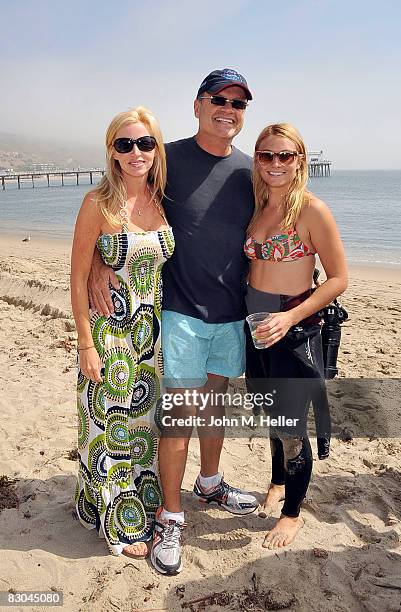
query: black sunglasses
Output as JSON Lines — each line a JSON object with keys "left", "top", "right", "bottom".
{"left": 255, "top": 150, "right": 302, "bottom": 165}
{"left": 199, "top": 95, "right": 248, "bottom": 110}
{"left": 113, "top": 136, "right": 156, "bottom": 154}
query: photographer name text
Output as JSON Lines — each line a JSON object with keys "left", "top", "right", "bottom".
{"left": 161, "top": 415, "right": 299, "bottom": 428}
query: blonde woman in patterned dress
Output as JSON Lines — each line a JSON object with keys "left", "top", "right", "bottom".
{"left": 70, "top": 107, "right": 174, "bottom": 558}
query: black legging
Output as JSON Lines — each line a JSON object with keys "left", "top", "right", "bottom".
{"left": 245, "top": 322, "right": 330, "bottom": 518}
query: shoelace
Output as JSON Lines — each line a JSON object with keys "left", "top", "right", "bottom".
{"left": 197, "top": 476, "right": 243, "bottom": 503}
{"left": 213, "top": 480, "right": 242, "bottom": 505}
{"left": 162, "top": 521, "right": 184, "bottom": 549}
{"left": 223, "top": 482, "right": 242, "bottom": 503}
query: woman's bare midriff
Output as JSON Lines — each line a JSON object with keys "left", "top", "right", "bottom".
{"left": 248, "top": 256, "right": 316, "bottom": 295}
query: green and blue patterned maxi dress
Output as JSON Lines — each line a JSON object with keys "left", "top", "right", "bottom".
{"left": 75, "top": 226, "right": 175, "bottom": 555}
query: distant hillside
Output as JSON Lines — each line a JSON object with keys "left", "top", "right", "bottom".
{"left": 0, "top": 132, "right": 104, "bottom": 171}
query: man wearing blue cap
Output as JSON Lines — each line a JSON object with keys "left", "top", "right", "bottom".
{"left": 89, "top": 69, "right": 258, "bottom": 575}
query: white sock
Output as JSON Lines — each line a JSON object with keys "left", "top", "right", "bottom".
{"left": 198, "top": 472, "right": 222, "bottom": 490}
{"left": 161, "top": 508, "right": 185, "bottom": 524}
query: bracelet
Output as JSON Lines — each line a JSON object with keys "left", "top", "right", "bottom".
{"left": 78, "top": 345, "right": 95, "bottom": 351}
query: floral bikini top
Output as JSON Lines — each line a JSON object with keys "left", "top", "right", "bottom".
{"left": 244, "top": 228, "right": 316, "bottom": 262}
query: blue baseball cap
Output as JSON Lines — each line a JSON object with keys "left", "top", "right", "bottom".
{"left": 197, "top": 68, "right": 252, "bottom": 100}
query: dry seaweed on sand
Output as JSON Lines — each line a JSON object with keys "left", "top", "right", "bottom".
{"left": 181, "top": 573, "right": 297, "bottom": 611}
{"left": 0, "top": 475, "right": 19, "bottom": 511}
{"left": 65, "top": 447, "right": 79, "bottom": 461}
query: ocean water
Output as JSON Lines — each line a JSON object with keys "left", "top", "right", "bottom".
{"left": 311, "top": 170, "right": 401, "bottom": 267}
{"left": 0, "top": 170, "right": 400, "bottom": 267}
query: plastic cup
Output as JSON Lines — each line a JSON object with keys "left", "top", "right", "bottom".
{"left": 246, "top": 312, "right": 271, "bottom": 349}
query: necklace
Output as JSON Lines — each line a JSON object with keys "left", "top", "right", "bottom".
{"left": 135, "top": 184, "right": 157, "bottom": 216}
{"left": 120, "top": 184, "right": 157, "bottom": 225}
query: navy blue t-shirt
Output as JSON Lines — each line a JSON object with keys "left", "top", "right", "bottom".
{"left": 162, "top": 137, "right": 254, "bottom": 323}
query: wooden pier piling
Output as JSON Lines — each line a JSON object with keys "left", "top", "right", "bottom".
{"left": 0, "top": 169, "right": 105, "bottom": 190}
{"left": 308, "top": 162, "right": 331, "bottom": 177}
{"left": 307, "top": 151, "right": 331, "bottom": 178}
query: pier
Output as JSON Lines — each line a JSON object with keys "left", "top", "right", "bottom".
{"left": 0, "top": 169, "right": 105, "bottom": 190}
{"left": 1, "top": 152, "right": 331, "bottom": 190}
{"left": 308, "top": 150, "right": 331, "bottom": 177}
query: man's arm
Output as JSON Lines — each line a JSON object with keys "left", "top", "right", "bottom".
{"left": 88, "top": 249, "right": 120, "bottom": 317}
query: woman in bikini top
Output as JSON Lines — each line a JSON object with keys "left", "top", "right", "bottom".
{"left": 244, "top": 122, "right": 348, "bottom": 552}
{"left": 244, "top": 227, "right": 315, "bottom": 262}
{"left": 244, "top": 122, "right": 347, "bottom": 325}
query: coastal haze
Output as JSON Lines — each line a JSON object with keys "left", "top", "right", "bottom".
{"left": 0, "top": 132, "right": 104, "bottom": 172}
{"left": 0, "top": 0, "right": 401, "bottom": 170}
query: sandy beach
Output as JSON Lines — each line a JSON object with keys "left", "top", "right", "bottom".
{"left": 0, "top": 234, "right": 400, "bottom": 612}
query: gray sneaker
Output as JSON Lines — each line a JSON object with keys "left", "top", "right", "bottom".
{"left": 151, "top": 508, "right": 184, "bottom": 575}
{"left": 193, "top": 476, "right": 258, "bottom": 515}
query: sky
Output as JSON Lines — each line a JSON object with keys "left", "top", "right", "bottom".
{"left": 1, "top": 0, "right": 401, "bottom": 169}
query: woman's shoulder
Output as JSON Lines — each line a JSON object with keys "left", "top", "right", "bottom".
{"left": 82, "top": 189, "right": 99, "bottom": 206}
{"left": 76, "top": 190, "right": 103, "bottom": 228}
{"left": 301, "top": 192, "right": 331, "bottom": 220}
{"left": 80, "top": 190, "right": 103, "bottom": 218}
{"left": 300, "top": 192, "right": 338, "bottom": 236}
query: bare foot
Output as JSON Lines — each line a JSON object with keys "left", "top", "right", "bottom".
{"left": 122, "top": 541, "right": 148, "bottom": 558}
{"left": 262, "top": 514, "right": 304, "bottom": 549}
{"left": 258, "top": 483, "right": 285, "bottom": 518}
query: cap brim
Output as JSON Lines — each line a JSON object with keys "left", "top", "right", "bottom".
{"left": 210, "top": 83, "right": 253, "bottom": 100}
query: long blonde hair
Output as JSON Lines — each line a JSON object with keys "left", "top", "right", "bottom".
{"left": 249, "top": 123, "right": 309, "bottom": 232}
{"left": 92, "top": 107, "right": 167, "bottom": 227}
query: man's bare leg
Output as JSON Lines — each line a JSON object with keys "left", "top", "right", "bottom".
{"left": 158, "top": 387, "right": 195, "bottom": 513}
{"left": 158, "top": 375, "right": 227, "bottom": 511}
{"left": 194, "top": 374, "right": 258, "bottom": 515}
{"left": 158, "top": 436, "right": 191, "bottom": 512}
{"left": 199, "top": 373, "right": 228, "bottom": 477}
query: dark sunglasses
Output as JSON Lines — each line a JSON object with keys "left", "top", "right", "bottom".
{"left": 255, "top": 150, "right": 302, "bottom": 165}
{"left": 199, "top": 95, "right": 248, "bottom": 110}
{"left": 113, "top": 136, "right": 156, "bottom": 154}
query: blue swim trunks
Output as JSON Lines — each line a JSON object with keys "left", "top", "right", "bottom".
{"left": 162, "top": 310, "right": 245, "bottom": 388}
